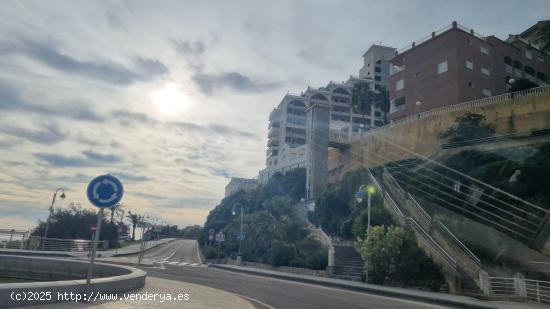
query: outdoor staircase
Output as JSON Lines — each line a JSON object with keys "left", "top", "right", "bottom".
{"left": 332, "top": 245, "right": 364, "bottom": 282}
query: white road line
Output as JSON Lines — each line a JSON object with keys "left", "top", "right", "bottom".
{"left": 231, "top": 292, "right": 276, "bottom": 309}
{"left": 180, "top": 262, "right": 190, "bottom": 266}
{"left": 162, "top": 247, "right": 179, "bottom": 262}
{"left": 168, "top": 261, "right": 179, "bottom": 265}
{"left": 190, "top": 263, "right": 199, "bottom": 266}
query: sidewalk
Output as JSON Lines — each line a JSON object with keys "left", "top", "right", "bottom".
{"left": 0, "top": 238, "right": 176, "bottom": 258}
{"left": 18, "top": 276, "right": 254, "bottom": 309}
{"left": 210, "top": 264, "right": 547, "bottom": 309}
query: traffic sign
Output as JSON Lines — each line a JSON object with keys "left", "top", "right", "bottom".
{"left": 208, "top": 228, "right": 215, "bottom": 235}
{"left": 87, "top": 174, "right": 124, "bottom": 208}
{"left": 90, "top": 224, "right": 97, "bottom": 232}
{"left": 208, "top": 234, "right": 214, "bottom": 241}
{"left": 236, "top": 232, "right": 246, "bottom": 241}
{"left": 215, "top": 232, "right": 225, "bottom": 242}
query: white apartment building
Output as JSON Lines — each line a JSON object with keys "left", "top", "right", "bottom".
{"left": 257, "top": 44, "right": 396, "bottom": 184}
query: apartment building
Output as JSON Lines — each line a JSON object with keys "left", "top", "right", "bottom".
{"left": 224, "top": 177, "right": 258, "bottom": 197}
{"left": 388, "top": 21, "right": 550, "bottom": 121}
{"left": 258, "top": 45, "right": 396, "bottom": 184}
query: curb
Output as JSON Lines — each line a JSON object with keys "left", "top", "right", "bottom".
{"left": 210, "top": 264, "right": 499, "bottom": 309}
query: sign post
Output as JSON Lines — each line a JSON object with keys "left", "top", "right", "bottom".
{"left": 86, "top": 174, "right": 124, "bottom": 285}
{"left": 215, "top": 231, "right": 225, "bottom": 261}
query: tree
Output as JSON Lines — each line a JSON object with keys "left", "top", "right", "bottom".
{"left": 31, "top": 204, "right": 120, "bottom": 248}
{"left": 351, "top": 82, "right": 390, "bottom": 129}
{"left": 126, "top": 212, "right": 141, "bottom": 240}
{"left": 508, "top": 78, "right": 538, "bottom": 92}
{"left": 439, "top": 112, "right": 495, "bottom": 142}
{"left": 358, "top": 225, "right": 444, "bottom": 290}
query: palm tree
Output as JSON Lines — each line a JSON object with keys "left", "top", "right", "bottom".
{"left": 127, "top": 211, "right": 140, "bottom": 240}
{"left": 351, "top": 82, "right": 390, "bottom": 129}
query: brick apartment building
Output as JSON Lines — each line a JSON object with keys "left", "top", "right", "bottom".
{"left": 389, "top": 21, "right": 550, "bottom": 121}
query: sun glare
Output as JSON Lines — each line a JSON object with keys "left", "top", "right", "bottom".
{"left": 151, "top": 83, "right": 190, "bottom": 114}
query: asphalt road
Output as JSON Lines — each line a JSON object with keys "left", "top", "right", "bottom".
{"left": 124, "top": 239, "right": 202, "bottom": 266}
{"left": 135, "top": 240, "right": 451, "bottom": 309}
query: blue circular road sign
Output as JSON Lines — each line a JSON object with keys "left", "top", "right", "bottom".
{"left": 87, "top": 174, "right": 124, "bottom": 208}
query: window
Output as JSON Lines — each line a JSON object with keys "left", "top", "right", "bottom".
{"left": 390, "top": 96, "right": 406, "bottom": 113}
{"left": 537, "top": 55, "right": 545, "bottom": 63}
{"left": 376, "top": 60, "right": 381, "bottom": 64}
{"left": 375, "top": 75, "right": 381, "bottom": 81}
{"left": 480, "top": 46, "right": 489, "bottom": 55}
{"left": 395, "top": 79, "right": 404, "bottom": 91}
{"left": 465, "top": 60, "right": 474, "bottom": 70}
{"left": 481, "top": 66, "right": 490, "bottom": 76}
{"left": 468, "top": 81, "right": 475, "bottom": 88}
{"left": 437, "top": 61, "right": 448, "bottom": 74}
{"left": 414, "top": 72, "right": 420, "bottom": 79}
{"left": 525, "top": 49, "right": 532, "bottom": 59}
{"left": 482, "top": 89, "right": 492, "bottom": 97}
{"left": 375, "top": 66, "right": 381, "bottom": 73}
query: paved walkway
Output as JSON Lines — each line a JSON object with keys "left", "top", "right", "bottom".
{"left": 211, "top": 264, "right": 548, "bottom": 309}
{"left": 18, "top": 277, "right": 254, "bottom": 309}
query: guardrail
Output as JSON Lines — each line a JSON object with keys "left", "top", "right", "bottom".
{"left": 526, "top": 279, "right": 550, "bottom": 304}
{"left": 487, "top": 277, "right": 550, "bottom": 305}
{"left": 27, "top": 236, "right": 108, "bottom": 252}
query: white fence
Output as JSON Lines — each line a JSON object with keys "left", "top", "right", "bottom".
{"left": 363, "top": 85, "right": 550, "bottom": 137}
{"left": 488, "top": 277, "right": 550, "bottom": 305}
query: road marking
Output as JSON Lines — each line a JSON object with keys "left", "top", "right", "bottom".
{"left": 180, "top": 262, "right": 189, "bottom": 266}
{"left": 230, "top": 292, "right": 276, "bottom": 309}
{"left": 190, "top": 263, "right": 199, "bottom": 266}
{"left": 161, "top": 246, "right": 179, "bottom": 262}
{"left": 168, "top": 261, "right": 179, "bottom": 265}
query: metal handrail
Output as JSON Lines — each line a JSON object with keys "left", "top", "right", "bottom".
{"left": 437, "top": 221, "right": 481, "bottom": 267}
{"left": 407, "top": 193, "right": 432, "bottom": 223}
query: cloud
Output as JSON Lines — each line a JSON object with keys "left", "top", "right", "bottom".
{"left": 34, "top": 153, "right": 89, "bottom": 167}
{"left": 6, "top": 38, "right": 169, "bottom": 85}
{"left": 172, "top": 40, "right": 206, "bottom": 55}
{"left": 108, "top": 172, "right": 152, "bottom": 183}
{"left": 0, "top": 123, "right": 66, "bottom": 145}
{"left": 192, "top": 71, "right": 282, "bottom": 94}
{"left": 82, "top": 150, "right": 122, "bottom": 163}
{"left": 112, "top": 110, "right": 259, "bottom": 139}
{"left": 0, "top": 81, "right": 104, "bottom": 122}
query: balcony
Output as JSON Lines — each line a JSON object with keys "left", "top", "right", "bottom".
{"left": 267, "top": 138, "right": 279, "bottom": 147}
{"left": 268, "top": 126, "right": 280, "bottom": 138}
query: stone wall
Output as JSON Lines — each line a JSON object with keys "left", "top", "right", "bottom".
{"left": 328, "top": 91, "right": 550, "bottom": 180}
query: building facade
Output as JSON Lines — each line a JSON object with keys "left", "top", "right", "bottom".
{"left": 388, "top": 21, "right": 550, "bottom": 121}
{"left": 258, "top": 44, "right": 396, "bottom": 184}
{"left": 224, "top": 177, "right": 258, "bottom": 197}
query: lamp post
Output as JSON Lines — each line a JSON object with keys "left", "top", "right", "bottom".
{"left": 42, "top": 188, "right": 66, "bottom": 250}
{"left": 232, "top": 203, "right": 244, "bottom": 260}
{"left": 355, "top": 184, "right": 376, "bottom": 282}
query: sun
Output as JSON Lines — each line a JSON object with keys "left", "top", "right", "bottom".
{"left": 151, "top": 83, "right": 190, "bottom": 114}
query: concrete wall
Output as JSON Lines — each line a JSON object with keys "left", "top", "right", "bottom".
{"left": 0, "top": 255, "right": 145, "bottom": 307}
{"left": 331, "top": 91, "right": 550, "bottom": 177}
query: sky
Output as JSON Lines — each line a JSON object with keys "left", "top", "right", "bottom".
{"left": 0, "top": 0, "right": 548, "bottom": 231}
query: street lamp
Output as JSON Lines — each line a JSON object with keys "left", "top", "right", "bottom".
{"left": 355, "top": 184, "right": 376, "bottom": 282}
{"left": 232, "top": 203, "right": 244, "bottom": 257}
{"left": 42, "top": 188, "right": 66, "bottom": 250}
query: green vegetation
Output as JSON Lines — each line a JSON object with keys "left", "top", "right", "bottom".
{"left": 200, "top": 168, "right": 328, "bottom": 269}
{"left": 358, "top": 226, "right": 444, "bottom": 291}
{"left": 438, "top": 112, "right": 495, "bottom": 142}
{"left": 351, "top": 82, "right": 390, "bottom": 125}
{"left": 393, "top": 145, "right": 550, "bottom": 245}
{"left": 312, "top": 168, "right": 391, "bottom": 240}
{"left": 508, "top": 78, "right": 539, "bottom": 92}
{"left": 311, "top": 168, "right": 445, "bottom": 289}
{"left": 32, "top": 204, "right": 122, "bottom": 248}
